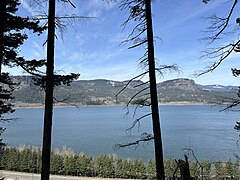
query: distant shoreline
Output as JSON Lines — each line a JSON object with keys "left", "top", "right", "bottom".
{"left": 12, "top": 102, "right": 211, "bottom": 108}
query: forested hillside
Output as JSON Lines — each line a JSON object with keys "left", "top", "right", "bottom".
{"left": 11, "top": 76, "right": 237, "bottom": 106}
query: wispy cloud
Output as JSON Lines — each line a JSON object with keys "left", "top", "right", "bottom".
{"left": 87, "top": 0, "right": 116, "bottom": 11}
{"left": 20, "top": 0, "right": 35, "bottom": 15}
{"left": 56, "top": 59, "right": 139, "bottom": 81}
{"left": 156, "top": 1, "right": 221, "bottom": 32}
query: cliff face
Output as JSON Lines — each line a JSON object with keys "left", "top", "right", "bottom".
{"left": 159, "top": 78, "right": 200, "bottom": 91}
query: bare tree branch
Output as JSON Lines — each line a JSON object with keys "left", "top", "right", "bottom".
{"left": 126, "top": 112, "right": 152, "bottom": 131}
{"left": 196, "top": 39, "right": 240, "bottom": 76}
{"left": 126, "top": 87, "right": 149, "bottom": 106}
{"left": 205, "top": 0, "right": 238, "bottom": 43}
{"left": 115, "top": 133, "right": 154, "bottom": 148}
{"left": 116, "top": 71, "right": 148, "bottom": 98}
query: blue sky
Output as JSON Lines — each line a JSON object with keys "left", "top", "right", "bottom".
{"left": 5, "top": 0, "right": 240, "bottom": 85}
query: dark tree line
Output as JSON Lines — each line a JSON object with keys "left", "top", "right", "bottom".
{"left": 2, "top": 146, "right": 239, "bottom": 179}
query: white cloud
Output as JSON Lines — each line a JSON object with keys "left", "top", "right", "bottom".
{"left": 56, "top": 59, "right": 139, "bottom": 81}
{"left": 87, "top": 0, "right": 116, "bottom": 10}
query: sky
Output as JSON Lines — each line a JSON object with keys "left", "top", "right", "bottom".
{"left": 5, "top": 0, "right": 240, "bottom": 86}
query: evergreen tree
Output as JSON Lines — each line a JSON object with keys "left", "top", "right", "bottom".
{"left": 95, "top": 155, "right": 115, "bottom": 178}
{"left": 215, "top": 160, "right": 225, "bottom": 179}
{"left": 30, "top": 148, "right": 41, "bottom": 173}
{"left": 63, "top": 155, "right": 78, "bottom": 175}
{"left": 146, "top": 160, "right": 156, "bottom": 179}
{"left": 50, "top": 152, "right": 64, "bottom": 175}
{"left": 226, "top": 159, "right": 238, "bottom": 177}
{"left": 121, "top": 159, "right": 133, "bottom": 179}
{"left": 76, "top": 153, "right": 94, "bottom": 177}
{"left": 189, "top": 160, "right": 200, "bottom": 178}
{"left": 0, "top": 0, "right": 46, "bottom": 148}
{"left": 164, "top": 159, "right": 177, "bottom": 179}
{"left": 201, "top": 160, "right": 211, "bottom": 179}
{"left": 114, "top": 158, "right": 124, "bottom": 178}
{"left": 0, "top": 147, "right": 9, "bottom": 169}
{"left": 7, "top": 147, "right": 19, "bottom": 171}
{"left": 132, "top": 159, "right": 146, "bottom": 179}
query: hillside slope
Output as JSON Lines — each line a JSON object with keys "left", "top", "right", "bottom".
{"left": 11, "top": 76, "right": 238, "bottom": 105}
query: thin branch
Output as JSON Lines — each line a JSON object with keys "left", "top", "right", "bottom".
{"left": 126, "top": 113, "right": 152, "bottom": 131}
{"left": 115, "top": 133, "right": 154, "bottom": 148}
{"left": 61, "top": 0, "right": 76, "bottom": 8}
{"left": 133, "top": 81, "right": 149, "bottom": 88}
{"left": 128, "top": 39, "right": 147, "bottom": 49}
{"left": 116, "top": 71, "right": 148, "bottom": 97}
{"left": 196, "top": 39, "right": 240, "bottom": 76}
{"left": 126, "top": 87, "right": 149, "bottom": 107}
{"left": 206, "top": 0, "right": 238, "bottom": 43}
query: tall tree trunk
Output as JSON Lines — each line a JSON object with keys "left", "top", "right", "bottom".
{"left": 41, "top": 0, "right": 56, "bottom": 179}
{"left": 145, "top": 0, "right": 165, "bottom": 179}
{"left": 0, "top": 0, "right": 6, "bottom": 74}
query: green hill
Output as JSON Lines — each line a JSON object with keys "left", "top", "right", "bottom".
{"left": 10, "top": 76, "right": 238, "bottom": 106}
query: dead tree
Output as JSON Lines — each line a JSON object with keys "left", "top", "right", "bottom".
{"left": 172, "top": 155, "right": 191, "bottom": 180}
{"left": 145, "top": 1, "right": 164, "bottom": 179}
{"left": 38, "top": 0, "right": 81, "bottom": 179}
{"left": 116, "top": 0, "right": 178, "bottom": 179}
{"left": 198, "top": 0, "right": 239, "bottom": 80}
{"left": 199, "top": 0, "right": 240, "bottom": 136}
{"left": 40, "top": 0, "right": 55, "bottom": 179}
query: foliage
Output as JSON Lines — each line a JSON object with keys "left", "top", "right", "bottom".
{"left": 2, "top": 0, "right": 46, "bottom": 70}
{"left": 201, "top": 160, "right": 211, "bottom": 179}
{"left": 1, "top": 146, "right": 240, "bottom": 179}
{"left": 0, "top": 0, "right": 46, "bottom": 149}
{"left": 164, "top": 159, "right": 177, "bottom": 179}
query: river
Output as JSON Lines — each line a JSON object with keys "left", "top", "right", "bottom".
{"left": 2, "top": 105, "right": 240, "bottom": 161}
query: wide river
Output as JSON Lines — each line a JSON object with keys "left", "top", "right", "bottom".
{"left": 2, "top": 105, "right": 240, "bottom": 161}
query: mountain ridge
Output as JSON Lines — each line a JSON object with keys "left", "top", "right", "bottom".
{"left": 10, "top": 76, "right": 238, "bottom": 106}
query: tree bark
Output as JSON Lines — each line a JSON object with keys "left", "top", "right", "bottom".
{"left": 0, "top": 0, "right": 6, "bottom": 74}
{"left": 145, "top": 0, "right": 165, "bottom": 179}
{"left": 41, "top": 0, "right": 56, "bottom": 179}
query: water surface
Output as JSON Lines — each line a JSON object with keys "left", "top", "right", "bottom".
{"left": 2, "top": 105, "right": 240, "bottom": 161}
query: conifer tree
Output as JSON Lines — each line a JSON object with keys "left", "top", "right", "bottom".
{"left": 0, "top": 0, "right": 46, "bottom": 148}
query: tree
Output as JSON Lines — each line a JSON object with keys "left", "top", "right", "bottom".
{"left": 95, "top": 155, "right": 115, "bottom": 178}
{"left": 25, "top": 1, "right": 81, "bottom": 179}
{"left": 76, "top": 153, "right": 94, "bottom": 177}
{"left": 199, "top": 0, "right": 240, "bottom": 110}
{"left": 215, "top": 160, "right": 225, "bottom": 179}
{"left": 0, "top": 0, "right": 46, "bottom": 150}
{"left": 40, "top": 0, "right": 56, "bottom": 179}
{"left": 200, "top": 0, "right": 240, "bottom": 153}
{"left": 116, "top": 0, "right": 178, "bottom": 179}
{"left": 50, "top": 152, "right": 64, "bottom": 175}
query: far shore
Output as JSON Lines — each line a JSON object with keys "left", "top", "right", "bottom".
{"left": 12, "top": 102, "right": 212, "bottom": 108}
